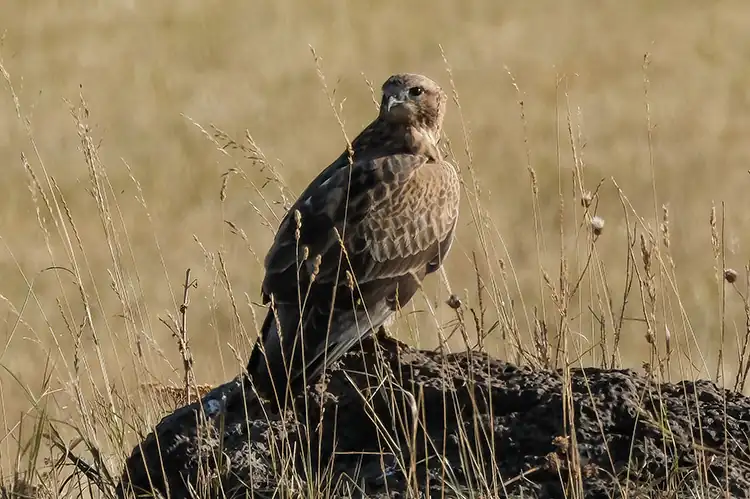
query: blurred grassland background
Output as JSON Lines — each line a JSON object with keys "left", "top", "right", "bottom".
{"left": 2, "top": 0, "right": 750, "bottom": 475}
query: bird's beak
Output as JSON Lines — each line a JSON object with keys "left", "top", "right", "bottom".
{"left": 386, "top": 95, "right": 405, "bottom": 112}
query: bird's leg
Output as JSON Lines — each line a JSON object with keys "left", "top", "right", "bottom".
{"left": 375, "top": 324, "right": 393, "bottom": 340}
{"left": 375, "top": 325, "right": 410, "bottom": 350}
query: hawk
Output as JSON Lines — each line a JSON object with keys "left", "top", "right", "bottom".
{"left": 246, "top": 73, "right": 460, "bottom": 404}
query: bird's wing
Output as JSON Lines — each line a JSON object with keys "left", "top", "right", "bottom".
{"left": 249, "top": 152, "right": 459, "bottom": 402}
{"left": 262, "top": 152, "right": 460, "bottom": 301}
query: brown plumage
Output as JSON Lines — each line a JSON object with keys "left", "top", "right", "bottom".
{"left": 247, "top": 73, "right": 460, "bottom": 404}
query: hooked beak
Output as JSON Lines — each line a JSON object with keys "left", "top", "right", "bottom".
{"left": 385, "top": 94, "right": 406, "bottom": 112}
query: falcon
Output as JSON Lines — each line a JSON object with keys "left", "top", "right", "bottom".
{"left": 246, "top": 73, "right": 460, "bottom": 404}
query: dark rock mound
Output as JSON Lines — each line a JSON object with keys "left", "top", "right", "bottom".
{"left": 117, "top": 336, "right": 750, "bottom": 498}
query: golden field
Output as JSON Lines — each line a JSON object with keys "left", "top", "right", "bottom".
{"left": 2, "top": 0, "right": 750, "bottom": 483}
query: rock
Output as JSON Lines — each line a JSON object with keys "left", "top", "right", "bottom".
{"left": 116, "top": 336, "right": 750, "bottom": 498}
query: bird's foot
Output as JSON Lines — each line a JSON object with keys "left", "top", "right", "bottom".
{"left": 375, "top": 325, "right": 393, "bottom": 340}
{"left": 374, "top": 326, "right": 409, "bottom": 350}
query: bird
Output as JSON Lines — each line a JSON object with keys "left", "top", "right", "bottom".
{"left": 246, "top": 73, "right": 460, "bottom": 406}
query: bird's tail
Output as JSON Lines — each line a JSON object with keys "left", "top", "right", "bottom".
{"left": 246, "top": 302, "right": 303, "bottom": 405}
{"left": 247, "top": 298, "right": 386, "bottom": 407}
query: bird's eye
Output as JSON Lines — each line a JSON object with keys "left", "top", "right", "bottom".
{"left": 408, "top": 86, "right": 424, "bottom": 97}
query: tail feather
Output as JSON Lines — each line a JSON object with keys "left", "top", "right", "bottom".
{"left": 247, "top": 300, "right": 392, "bottom": 405}
{"left": 246, "top": 303, "right": 303, "bottom": 402}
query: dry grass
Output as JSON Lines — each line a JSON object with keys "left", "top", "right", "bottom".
{"left": 2, "top": 1, "right": 750, "bottom": 497}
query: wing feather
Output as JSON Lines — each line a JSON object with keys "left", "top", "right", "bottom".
{"left": 262, "top": 153, "right": 459, "bottom": 302}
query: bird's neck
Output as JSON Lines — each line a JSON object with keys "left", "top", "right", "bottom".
{"left": 350, "top": 118, "right": 442, "bottom": 162}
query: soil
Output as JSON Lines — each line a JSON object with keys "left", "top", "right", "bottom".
{"left": 117, "top": 335, "right": 750, "bottom": 498}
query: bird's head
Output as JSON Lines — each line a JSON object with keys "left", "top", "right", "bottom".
{"left": 379, "top": 73, "right": 447, "bottom": 135}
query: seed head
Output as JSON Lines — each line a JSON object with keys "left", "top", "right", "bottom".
{"left": 552, "top": 435, "right": 570, "bottom": 454}
{"left": 446, "top": 294, "right": 462, "bottom": 309}
{"left": 724, "top": 268, "right": 738, "bottom": 284}
{"left": 310, "top": 254, "right": 322, "bottom": 281}
{"left": 590, "top": 216, "right": 605, "bottom": 236}
{"left": 581, "top": 191, "right": 593, "bottom": 208}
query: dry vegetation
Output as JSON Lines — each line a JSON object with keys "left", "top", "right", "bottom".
{"left": 2, "top": 1, "right": 750, "bottom": 497}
